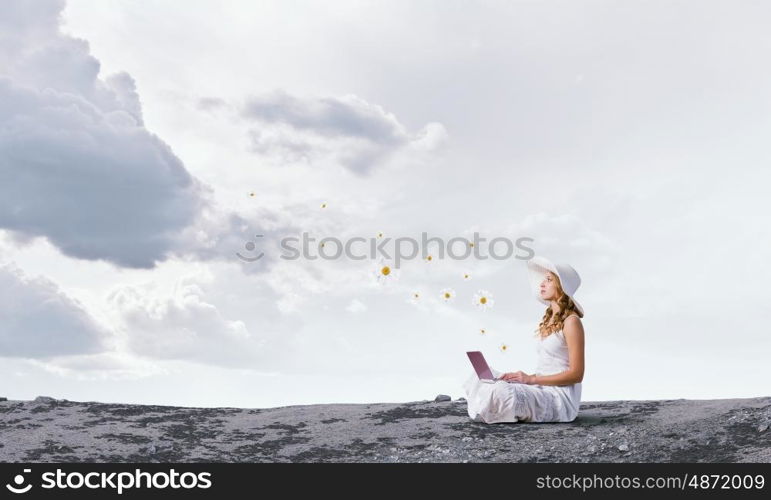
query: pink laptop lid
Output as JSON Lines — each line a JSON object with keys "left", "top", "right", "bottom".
{"left": 466, "top": 351, "right": 495, "bottom": 380}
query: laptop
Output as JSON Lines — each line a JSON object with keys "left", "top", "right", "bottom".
{"left": 466, "top": 351, "right": 500, "bottom": 383}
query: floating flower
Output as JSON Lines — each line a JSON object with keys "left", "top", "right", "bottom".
{"left": 378, "top": 264, "right": 392, "bottom": 279}
{"left": 469, "top": 242, "right": 475, "bottom": 248}
{"left": 249, "top": 192, "right": 256, "bottom": 197}
{"left": 410, "top": 291, "right": 422, "bottom": 304}
{"left": 377, "top": 231, "right": 385, "bottom": 239}
{"left": 499, "top": 343, "right": 508, "bottom": 353}
{"left": 425, "top": 254, "right": 434, "bottom": 263}
{"left": 473, "top": 290, "right": 495, "bottom": 310}
{"left": 439, "top": 287, "right": 456, "bottom": 302}
{"left": 479, "top": 328, "right": 487, "bottom": 335}
{"left": 374, "top": 260, "right": 399, "bottom": 284}
{"left": 462, "top": 272, "right": 472, "bottom": 280}
{"left": 320, "top": 202, "right": 327, "bottom": 209}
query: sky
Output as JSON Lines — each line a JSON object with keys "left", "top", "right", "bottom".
{"left": 1, "top": 0, "right": 770, "bottom": 409}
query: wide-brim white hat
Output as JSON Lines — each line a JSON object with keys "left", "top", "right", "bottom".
{"left": 526, "top": 256, "right": 584, "bottom": 315}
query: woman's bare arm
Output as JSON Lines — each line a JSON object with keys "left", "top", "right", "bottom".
{"left": 530, "top": 316, "right": 585, "bottom": 386}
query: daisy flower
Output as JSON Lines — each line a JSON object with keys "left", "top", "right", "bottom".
{"left": 425, "top": 254, "right": 435, "bottom": 263}
{"left": 410, "top": 291, "right": 422, "bottom": 304}
{"left": 473, "top": 290, "right": 495, "bottom": 310}
{"left": 462, "top": 272, "right": 472, "bottom": 280}
{"left": 249, "top": 192, "right": 256, "bottom": 197}
{"left": 499, "top": 343, "right": 509, "bottom": 353}
{"left": 320, "top": 202, "right": 327, "bottom": 209}
{"left": 374, "top": 260, "right": 399, "bottom": 284}
{"left": 439, "top": 287, "right": 456, "bottom": 302}
{"left": 479, "top": 328, "right": 487, "bottom": 335}
{"left": 377, "top": 231, "right": 385, "bottom": 239}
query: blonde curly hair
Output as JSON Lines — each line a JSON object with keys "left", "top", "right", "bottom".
{"left": 534, "top": 271, "right": 584, "bottom": 338}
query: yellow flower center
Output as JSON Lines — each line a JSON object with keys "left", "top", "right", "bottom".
{"left": 381, "top": 266, "right": 391, "bottom": 276}
{"left": 480, "top": 297, "right": 487, "bottom": 304}
{"left": 444, "top": 293, "right": 450, "bottom": 299}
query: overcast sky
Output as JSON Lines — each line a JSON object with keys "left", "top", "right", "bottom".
{"left": 1, "top": 0, "right": 769, "bottom": 408}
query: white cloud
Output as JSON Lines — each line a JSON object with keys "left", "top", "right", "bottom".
{"left": 107, "top": 266, "right": 268, "bottom": 367}
{"left": 241, "top": 90, "right": 447, "bottom": 174}
{"left": 25, "top": 352, "right": 167, "bottom": 381}
{"left": 0, "top": 0, "right": 209, "bottom": 269}
{"left": 345, "top": 298, "right": 368, "bottom": 313}
{"left": 0, "top": 262, "right": 110, "bottom": 358}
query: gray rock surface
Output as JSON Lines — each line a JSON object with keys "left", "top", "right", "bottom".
{"left": 1, "top": 396, "right": 769, "bottom": 462}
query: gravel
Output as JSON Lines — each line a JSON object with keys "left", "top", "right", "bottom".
{"left": 1, "top": 395, "right": 769, "bottom": 463}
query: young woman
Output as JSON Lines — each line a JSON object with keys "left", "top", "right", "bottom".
{"left": 463, "top": 256, "right": 585, "bottom": 423}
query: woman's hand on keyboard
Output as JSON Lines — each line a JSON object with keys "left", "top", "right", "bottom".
{"left": 500, "top": 371, "right": 535, "bottom": 384}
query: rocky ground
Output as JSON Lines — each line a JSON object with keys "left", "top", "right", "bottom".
{"left": 1, "top": 395, "right": 769, "bottom": 462}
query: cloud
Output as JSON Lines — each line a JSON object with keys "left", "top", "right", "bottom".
{"left": 505, "top": 211, "right": 620, "bottom": 273}
{"left": 0, "top": 262, "right": 110, "bottom": 358}
{"left": 106, "top": 266, "right": 271, "bottom": 367}
{"left": 244, "top": 90, "right": 407, "bottom": 142}
{"left": 196, "top": 96, "right": 227, "bottom": 113}
{"left": 242, "top": 89, "right": 447, "bottom": 174}
{"left": 345, "top": 298, "right": 368, "bottom": 313}
{"left": 25, "top": 352, "right": 167, "bottom": 381}
{"left": 0, "top": 0, "right": 209, "bottom": 268}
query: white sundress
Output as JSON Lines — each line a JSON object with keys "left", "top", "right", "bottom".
{"left": 462, "top": 322, "right": 582, "bottom": 423}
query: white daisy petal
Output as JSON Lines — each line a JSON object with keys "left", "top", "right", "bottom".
{"left": 439, "top": 287, "right": 456, "bottom": 302}
{"left": 473, "top": 289, "right": 494, "bottom": 310}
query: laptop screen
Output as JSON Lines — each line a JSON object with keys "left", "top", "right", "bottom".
{"left": 466, "top": 351, "right": 495, "bottom": 380}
